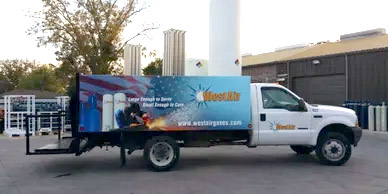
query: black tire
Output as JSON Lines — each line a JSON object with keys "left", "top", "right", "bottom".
{"left": 315, "top": 132, "right": 352, "bottom": 166}
{"left": 290, "top": 145, "right": 315, "bottom": 154}
{"left": 143, "top": 136, "right": 180, "bottom": 171}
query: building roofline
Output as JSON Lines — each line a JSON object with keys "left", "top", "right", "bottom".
{"left": 243, "top": 34, "right": 388, "bottom": 67}
{"left": 243, "top": 46, "right": 388, "bottom": 67}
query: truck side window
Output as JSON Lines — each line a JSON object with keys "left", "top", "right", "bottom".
{"left": 261, "top": 87, "right": 299, "bottom": 111}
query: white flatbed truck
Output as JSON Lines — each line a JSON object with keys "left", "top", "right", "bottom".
{"left": 26, "top": 75, "right": 362, "bottom": 171}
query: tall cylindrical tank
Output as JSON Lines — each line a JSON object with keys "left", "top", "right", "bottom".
{"left": 79, "top": 102, "right": 87, "bottom": 130}
{"left": 102, "top": 94, "right": 114, "bottom": 132}
{"left": 347, "top": 100, "right": 353, "bottom": 110}
{"left": 124, "top": 45, "right": 142, "bottom": 75}
{"left": 381, "top": 102, "right": 387, "bottom": 132}
{"left": 368, "top": 105, "right": 375, "bottom": 131}
{"left": 376, "top": 105, "right": 382, "bottom": 131}
{"left": 344, "top": 100, "right": 350, "bottom": 109}
{"left": 113, "top": 93, "right": 126, "bottom": 129}
{"left": 360, "top": 102, "right": 369, "bottom": 129}
{"left": 209, "top": 0, "right": 241, "bottom": 76}
{"left": 355, "top": 101, "right": 362, "bottom": 124}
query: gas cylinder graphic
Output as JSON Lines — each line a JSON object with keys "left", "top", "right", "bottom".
{"left": 376, "top": 105, "right": 382, "bottom": 132}
{"left": 102, "top": 94, "right": 114, "bottom": 131}
{"left": 87, "top": 95, "right": 101, "bottom": 132}
{"left": 381, "top": 102, "right": 387, "bottom": 132}
{"left": 113, "top": 93, "right": 126, "bottom": 129}
{"left": 368, "top": 105, "right": 375, "bottom": 131}
{"left": 79, "top": 102, "right": 87, "bottom": 131}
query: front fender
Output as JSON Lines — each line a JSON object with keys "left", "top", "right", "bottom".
{"left": 310, "top": 115, "right": 356, "bottom": 145}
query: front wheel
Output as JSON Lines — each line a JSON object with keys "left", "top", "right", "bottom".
{"left": 143, "top": 136, "right": 180, "bottom": 171}
{"left": 316, "top": 132, "right": 352, "bottom": 166}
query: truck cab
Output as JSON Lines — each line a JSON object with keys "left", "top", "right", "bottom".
{"left": 249, "top": 83, "right": 362, "bottom": 165}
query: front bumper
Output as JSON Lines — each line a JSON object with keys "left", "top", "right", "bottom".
{"left": 351, "top": 127, "right": 362, "bottom": 146}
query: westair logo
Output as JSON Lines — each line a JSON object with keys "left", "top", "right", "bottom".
{"left": 203, "top": 91, "right": 241, "bottom": 102}
{"left": 189, "top": 84, "right": 241, "bottom": 108}
{"left": 269, "top": 121, "right": 296, "bottom": 131}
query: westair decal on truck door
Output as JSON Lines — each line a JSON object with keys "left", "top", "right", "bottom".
{"left": 79, "top": 75, "right": 251, "bottom": 132}
{"left": 269, "top": 121, "right": 296, "bottom": 131}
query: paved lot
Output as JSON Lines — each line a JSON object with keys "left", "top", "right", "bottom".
{"left": 0, "top": 131, "right": 388, "bottom": 194}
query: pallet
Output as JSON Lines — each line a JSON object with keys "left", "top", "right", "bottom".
{"left": 3, "top": 128, "right": 31, "bottom": 137}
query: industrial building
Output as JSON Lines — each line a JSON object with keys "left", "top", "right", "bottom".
{"left": 242, "top": 28, "right": 388, "bottom": 106}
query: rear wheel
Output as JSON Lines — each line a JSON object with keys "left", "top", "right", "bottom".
{"left": 316, "top": 132, "right": 351, "bottom": 166}
{"left": 290, "top": 145, "right": 315, "bottom": 154}
{"left": 144, "top": 136, "right": 180, "bottom": 171}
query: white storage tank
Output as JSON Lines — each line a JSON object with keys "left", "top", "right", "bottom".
{"left": 185, "top": 58, "right": 208, "bottom": 76}
{"left": 124, "top": 44, "right": 142, "bottom": 75}
{"left": 209, "top": 0, "right": 241, "bottom": 76}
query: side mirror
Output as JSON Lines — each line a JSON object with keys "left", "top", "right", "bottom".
{"left": 298, "top": 98, "right": 307, "bottom": 111}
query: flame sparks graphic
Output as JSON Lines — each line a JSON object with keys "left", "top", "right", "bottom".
{"left": 148, "top": 117, "right": 167, "bottom": 129}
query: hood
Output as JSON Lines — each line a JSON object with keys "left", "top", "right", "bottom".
{"left": 310, "top": 104, "right": 356, "bottom": 115}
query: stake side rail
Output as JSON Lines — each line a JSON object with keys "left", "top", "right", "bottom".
{"left": 25, "top": 113, "right": 73, "bottom": 155}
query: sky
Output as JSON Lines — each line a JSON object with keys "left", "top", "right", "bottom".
{"left": 1, "top": 0, "right": 388, "bottom": 67}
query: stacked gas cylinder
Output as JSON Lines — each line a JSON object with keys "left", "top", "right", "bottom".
{"left": 344, "top": 101, "right": 388, "bottom": 132}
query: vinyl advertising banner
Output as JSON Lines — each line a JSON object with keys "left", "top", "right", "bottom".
{"left": 79, "top": 75, "right": 251, "bottom": 132}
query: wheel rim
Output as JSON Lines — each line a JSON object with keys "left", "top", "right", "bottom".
{"left": 322, "top": 139, "right": 346, "bottom": 162}
{"left": 150, "top": 142, "right": 174, "bottom": 167}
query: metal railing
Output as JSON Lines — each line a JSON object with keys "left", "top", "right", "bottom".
{"left": 25, "top": 113, "right": 68, "bottom": 155}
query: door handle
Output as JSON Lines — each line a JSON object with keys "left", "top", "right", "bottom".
{"left": 260, "top": 114, "right": 266, "bottom": 121}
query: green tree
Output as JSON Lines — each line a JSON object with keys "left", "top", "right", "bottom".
{"left": 142, "top": 58, "right": 162, "bottom": 75}
{"left": 20, "top": 64, "right": 64, "bottom": 93}
{"left": 28, "top": 0, "right": 156, "bottom": 75}
{"left": 0, "top": 59, "right": 35, "bottom": 90}
{"left": 55, "top": 54, "right": 89, "bottom": 91}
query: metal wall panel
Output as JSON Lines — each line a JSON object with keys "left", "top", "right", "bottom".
{"left": 243, "top": 49, "right": 388, "bottom": 104}
{"left": 289, "top": 56, "right": 345, "bottom": 78}
{"left": 242, "top": 64, "right": 277, "bottom": 83}
{"left": 292, "top": 75, "right": 346, "bottom": 106}
{"left": 348, "top": 51, "right": 388, "bottom": 102}
{"left": 276, "top": 63, "right": 287, "bottom": 75}
{"left": 288, "top": 56, "right": 346, "bottom": 105}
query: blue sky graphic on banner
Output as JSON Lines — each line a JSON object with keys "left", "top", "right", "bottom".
{"left": 79, "top": 75, "right": 251, "bottom": 132}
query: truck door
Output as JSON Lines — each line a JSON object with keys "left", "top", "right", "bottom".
{"left": 257, "top": 86, "right": 311, "bottom": 145}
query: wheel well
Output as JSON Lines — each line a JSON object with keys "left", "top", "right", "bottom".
{"left": 318, "top": 124, "right": 354, "bottom": 145}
